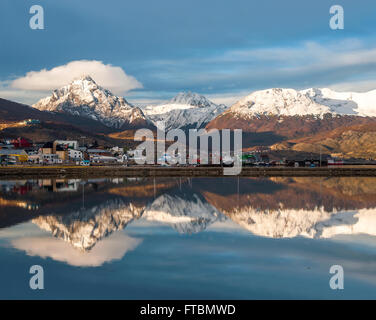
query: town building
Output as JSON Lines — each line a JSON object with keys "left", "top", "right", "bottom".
{"left": 12, "top": 137, "right": 32, "bottom": 149}
{"left": 28, "top": 154, "right": 42, "bottom": 164}
{"left": 91, "top": 155, "right": 118, "bottom": 164}
{"left": 68, "top": 149, "right": 83, "bottom": 160}
{"left": 40, "top": 142, "right": 53, "bottom": 155}
{"left": 55, "top": 148, "right": 68, "bottom": 161}
{"left": 87, "top": 148, "right": 112, "bottom": 156}
{"left": 53, "top": 140, "right": 78, "bottom": 151}
{"left": 41, "top": 154, "right": 61, "bottom": 164}
{"left": 23, "top": 119, "right": 41, "bottom": 125}
{"left": 0, "top": 149, "right": 29, "bottom": 163}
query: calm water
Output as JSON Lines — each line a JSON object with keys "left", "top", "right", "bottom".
{"left": 1, "top": 176, "right": 376, "bottom": 299}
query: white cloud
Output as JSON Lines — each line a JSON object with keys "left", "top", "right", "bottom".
{"left": 328, "top": 79, "right": 376, "bottom": 92}
{"left": 0, "top": 82, "right": 48, "bottom": 105}
{"left": 3, "top": 39, "right": 376, "bottom": 106}
{"left": 207, "top": 39, "right": 375, "bottom": 71}
{"left": 10, "top": 60, "right": 143, "bottom": 95}
{"left": 143, "top": 39, "right": 376, "bottom": 94}
{"left": 206, "top": 91, "right": 250, "bottom": 106}
{"left": 11, "top": 232, "right": 142, "bottom": 267}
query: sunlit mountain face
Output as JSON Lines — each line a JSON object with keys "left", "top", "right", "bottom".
{"left": 1, "top": 177, "right": 376, "bottom": 252}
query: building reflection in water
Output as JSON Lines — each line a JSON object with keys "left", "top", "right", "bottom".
{"left": 1, "top": 177, "right": 376, "bottom": 264}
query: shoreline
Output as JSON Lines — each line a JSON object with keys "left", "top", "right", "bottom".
{"left": 1, "top": 165, "right": 376, "bottom": 179}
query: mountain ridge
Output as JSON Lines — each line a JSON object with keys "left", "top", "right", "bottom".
{"left": 142, "top": 91, "right": 228, "bottom": 130}
{"left": 33, "top": 76, "right": 151, "bottom": 130}
{"left": 206, "top": 87, "right": 376, "bottom": 154}
{"left": 227, "top": 87, "right": 376, "bottom": 118}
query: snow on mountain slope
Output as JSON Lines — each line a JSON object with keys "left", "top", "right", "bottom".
{"left": 32, "top": 198, "right": 144, "bottom": 251}
{"left": 304, "top": 88, "right": 376, "bottom": 117}
{"left": 30, "top": 185, "right": 376, "bottom": 246}
{"left": 142, "top": 188, "right": 376, "bottom": 238}
{"left": 33, "top": 76, "right": 148, "bottom": 129}
{"left": 227, "top": 206, "right": 376, "bottom": 239}
{"left": 31, "top": 190, "right": 223, "bottom": 247}
{"left": 142, "top": 193, "right": 225, "bottom": 234}
{"left": 228, "top": 88, "right": 376, "bottom": 118}
{"left": 142, "top": 92, "right": 228, "bottom": 130}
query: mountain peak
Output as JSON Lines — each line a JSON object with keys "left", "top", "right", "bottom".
{"left": 67, "top": 75, "right": 102, "bottom": 93}
{"left": 74, "top": 74, "right": 96, "bottom": 82}
{"left": 168, "top": 91, "right": 213, "bottom": 108}
{"left": 228, "top": 87, "right": 376, "bottom": 118}
{"left": 142, "top": 92, "right": 228, "bottom": 130}
{"left": 32, "top": 78, "right": 149, "bottom": 129}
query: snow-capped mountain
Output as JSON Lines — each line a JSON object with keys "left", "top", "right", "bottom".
{"left": 32, "top": 198, "right": 144, "bottom": 251}
{"left": 23, "top": 175, "right": 376, "bottom": 251}
{"left": 30, "top": 188, "right": 223, "bottom": 250}
{"left": 142, "top": 92, "right": 228, "bottom": 130}
{"left": 33, "top": 76, "right": 149, "bottom": 129}
{"left": 226, "top": 206, "right": 376, "bottom": 239}
{"left": 228, "top": 88, "right": 376, "bottom": 118}
{"left": 206, "top": 87, "right": 376, "bottom": 150}
{"left": 142, "top": 192, "right": 225, "bottom": 234}
{"left": 304, "top": 88, "right": 376, "bottom": 117}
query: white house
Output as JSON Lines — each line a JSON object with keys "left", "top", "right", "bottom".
{"left": 28, "top": 154, "right": 42, "bottom": 164}
{"left": 111, "top": 146, "right": 124, "bottom": 154}
{"left": 42, "top": 154, "right": 62, "bottom": 164}
{"left": 117, "top": 154, "right": 128, "bottom": 163}
{"left": 68, "top": 149, "right": 83, "bottom": 160}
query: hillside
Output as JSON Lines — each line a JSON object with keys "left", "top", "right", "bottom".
{"left": 0, "top": 98, "right": 139, "bottom": 148}
{"left": 272, "top": 123, "right": 376, "bottom": 159}
{"left": 206, "top": 87, "right": 376, "bottom": 158}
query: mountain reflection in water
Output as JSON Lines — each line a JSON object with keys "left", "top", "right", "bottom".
{"left": 2, "top": 177, "right": 376, "bottom": 299}
{"left": 1, "top": 177, "right": 376, "bottom": 253}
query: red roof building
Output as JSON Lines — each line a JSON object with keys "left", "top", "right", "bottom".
{"left": 12, "top": 137, "right": 32, "bottom": 148}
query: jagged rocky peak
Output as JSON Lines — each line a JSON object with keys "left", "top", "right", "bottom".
{"left": 142, "top": 91, "right": 228, "bottom": 130}
{"left": 142, "top": 193, "right": 226, "bottom": 234}
{"left": 76, "top": 74, "right": 95, "bottom": 82}
{"left": 32, "top": 198, "right": 145, "bottom": 251}
{"left": 169, "top": 91, "right": 216, "bottom": 108}
{"left": 33, "top": 75, "right": 148, "bottom": 129}
{"left": 71, "top": 74, "right": 96, "bottom": 84}
{"left": 67, "top": 75, "right": 108, "bottom": 94}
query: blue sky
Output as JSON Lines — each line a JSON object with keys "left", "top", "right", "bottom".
{"left": 1, "top": 0, "right": 376, "bottom": 105}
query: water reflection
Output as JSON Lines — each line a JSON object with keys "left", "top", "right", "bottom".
{"left": 1, "top": 177, "right": 376, "bottom": 263}
{"left": 11, "top": 232, "right": 141, "bottom": 267}
{"left": 2, "top": 177, "right": 376, "bottom": 299}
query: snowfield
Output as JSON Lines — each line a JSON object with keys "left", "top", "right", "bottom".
{"left": 229, "top": 87, "right": 376, "bottom": 118}
{"left": 142, "top": 91, "right": 228, "bottom": 130}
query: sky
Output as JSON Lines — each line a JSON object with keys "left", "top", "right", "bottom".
{"left": 1, "top": 0, "right": 376, "bottom": 106}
